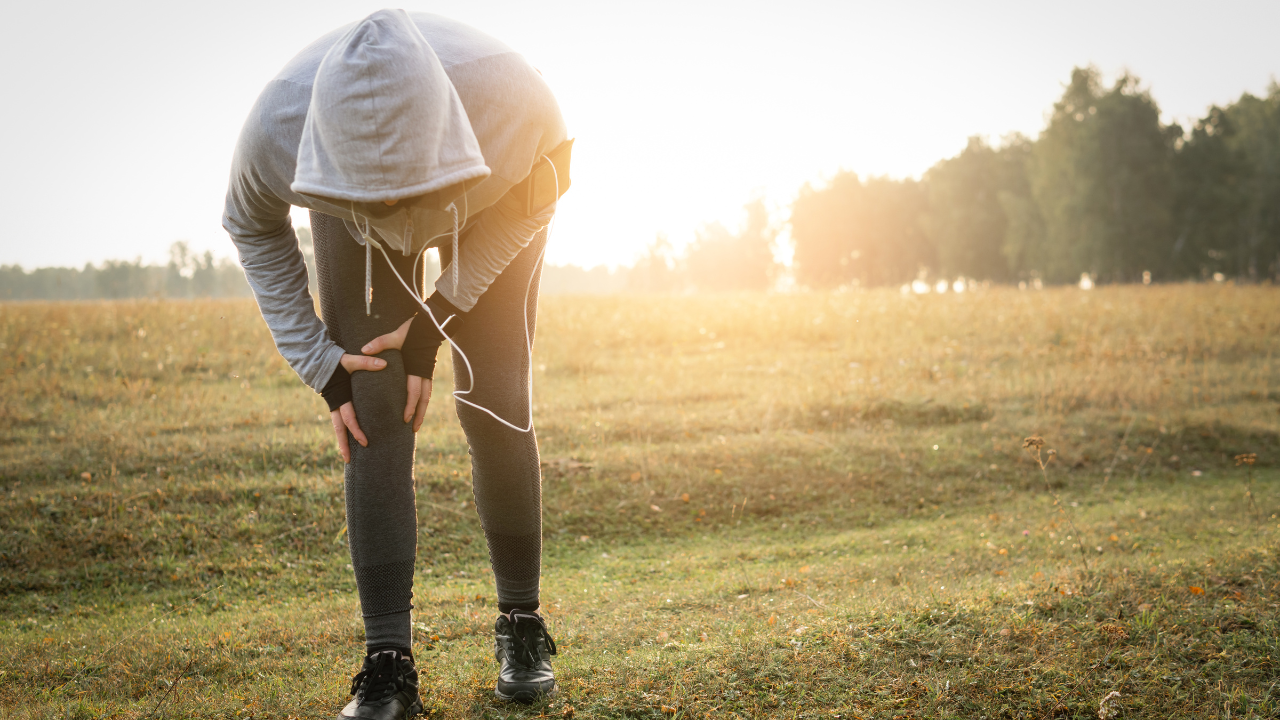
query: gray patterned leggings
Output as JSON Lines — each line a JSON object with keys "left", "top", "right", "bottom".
{"left": 311, "top": 211, "right": 547, "bottom": 652}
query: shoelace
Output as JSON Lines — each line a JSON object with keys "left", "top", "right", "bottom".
{"left": 350, "top": 652, "right": 408, "bottom": 706}
{"left": 507, "top": 615, "right": 558, "bottom": 669}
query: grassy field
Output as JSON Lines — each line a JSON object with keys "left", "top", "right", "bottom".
{"left": 1, "top": 283, "right": 1278, "bottom": 719}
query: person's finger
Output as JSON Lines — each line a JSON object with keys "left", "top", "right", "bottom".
{"left": 330, "top": 409, "right": 351, "bottom": 463}
{"left": 341, "top": 402, "right": 368, "bottom": 448}
{"left": 362, "top": 317, "right": 414, "bottom": 355}
{"left": 412, "top": 378, "right": 432, "bottom": 433}
{"left": 404, "top": 375, "right": 421, "bottom": 423}
{"left": 362, "top": 334, "right": 392, "bottom": 356}
{"left": 341, "top": 353, "right": 387, "bottom": 373}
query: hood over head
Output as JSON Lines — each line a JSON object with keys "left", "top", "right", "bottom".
{"left": 291, "top": 9, "right": 490, "bottom": 207}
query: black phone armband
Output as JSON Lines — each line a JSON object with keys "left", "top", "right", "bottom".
{"left": 513, "top": 139, "right": 573, "bottom": 217}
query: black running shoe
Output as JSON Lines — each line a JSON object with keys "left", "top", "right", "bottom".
{"left": 493, "top": 611, "right": 558, "bottom": 703}
{"left": 337, "top": 649, "right": 422, "bottom": 720}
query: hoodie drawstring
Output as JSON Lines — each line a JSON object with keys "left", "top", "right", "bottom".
{"left": 450, "top": 202, "right": 459, "bottom": 294}
{"left": 350, "top": 202, "right": 375, "bottom": 316}
{"left": 348, "top": 192, "right": 468, "bottom": 316}
{"left": 365, "top": 240, "right": 372, "bottom": 316}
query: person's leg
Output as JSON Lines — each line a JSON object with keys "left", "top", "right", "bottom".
{"left": 443, "top": 228, "right": 548, "bottom": 613}
{"left": 311, "top": 211, "right": 421, "bottom": 654}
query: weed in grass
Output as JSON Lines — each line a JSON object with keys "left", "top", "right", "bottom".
{"left": 1023, "top": 434, "right": 1092, "bottom": 573}
{"left": 1237, "top": 452, "right": 1260, "bottom": 524}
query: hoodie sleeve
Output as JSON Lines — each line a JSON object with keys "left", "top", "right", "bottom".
{"left": 222, "top": 87, "right": 345, "bottom": 394}
{"left": 430, "top": 52, "right": 567, "bottom": 311}
{"left": 433, "top": 187, "right": 552, "bottom": 311}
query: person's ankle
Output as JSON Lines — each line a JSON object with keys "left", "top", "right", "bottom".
{"left": 498, "top": 606, "right": 540, "bottom": 619}
{"left": 367, "top": 645, "right": 413, "bottom": 661}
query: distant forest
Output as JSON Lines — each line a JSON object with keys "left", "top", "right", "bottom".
{"left": 0, "top": 229, "right": 328, "bottom": 302}
{"left": 3, "top": 67, "right": 1277, "bottom": 300}
{"left": 0, "top": 241, "right": 256, "bottom": 301}
{"left": 640, "top": 67, "right": 1280, "bottom": 291}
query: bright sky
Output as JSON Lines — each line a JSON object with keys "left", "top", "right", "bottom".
{"left": 1, "top": 0, "right": 1276, "bottom": 270}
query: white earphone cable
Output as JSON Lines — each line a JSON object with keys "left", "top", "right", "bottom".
{"left": 352, "top": 161, "right": 556, "bottom": 434}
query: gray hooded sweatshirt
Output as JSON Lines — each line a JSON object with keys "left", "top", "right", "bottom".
{"left": 223, "top": 10, "right": 567, "bottom": 392}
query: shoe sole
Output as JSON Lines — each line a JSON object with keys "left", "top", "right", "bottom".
{"left": 495, "top": 684, "right": 556, "bottom": 704}
{"left": 339, "top": 699, "right": 423, "bottom": 720}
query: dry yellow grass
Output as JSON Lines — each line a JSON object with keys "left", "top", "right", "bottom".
{"left": 1, "top": 283, "right": 1277, "bottom": 718}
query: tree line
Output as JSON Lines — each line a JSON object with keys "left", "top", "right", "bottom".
{"left": 5, "top": 68, "right": 1277, "bottom": 299}
{"left": 638, "top": 67, "right": 1280, "bottom": 290}
{"left": 0, "top": 241, "right": 256, "bottom": 301}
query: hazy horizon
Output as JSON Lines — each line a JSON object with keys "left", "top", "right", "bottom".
{"left": 1, "top": 0, "right": 1277, "bottom": 271}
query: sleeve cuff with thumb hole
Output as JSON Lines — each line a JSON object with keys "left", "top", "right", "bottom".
{"left": 402, "top": 293, "right": 465, "bottom": 379}
{"left": 320, "top": 363, "right": 352, "bottom": 412}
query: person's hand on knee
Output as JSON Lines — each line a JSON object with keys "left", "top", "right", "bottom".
{"left": 362, "top": 315, "right": 441, "bottom": 432}
{"left": 404, "top": 374, "right": 433, "bottom": 432}
{"left": 361, "top": 316, "right": 414, "bottom": 356}
{"left": 329, "top": 353, "right": 387, "bottom": 462}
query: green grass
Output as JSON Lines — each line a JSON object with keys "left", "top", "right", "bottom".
{"left": 1, "top": 284, "right": 1278, "bottom": 718}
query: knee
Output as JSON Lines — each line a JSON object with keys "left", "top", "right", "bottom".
{"left": 350, "top": 352, "right": 411, "bottom": 436}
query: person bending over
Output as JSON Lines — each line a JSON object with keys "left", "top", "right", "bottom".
{"left": 223, "top": 10, "right": 571, "bottom": 718}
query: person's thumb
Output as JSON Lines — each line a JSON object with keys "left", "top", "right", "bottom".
{"left": 362, "top": 335, "right": 389, "bottom": 355}
{"left": 340, "top": 353, "right": 387, "bottom": 373}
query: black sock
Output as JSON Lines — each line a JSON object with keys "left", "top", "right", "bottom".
{"left": 368, "top": 645, "right": 413, "bottom": 660}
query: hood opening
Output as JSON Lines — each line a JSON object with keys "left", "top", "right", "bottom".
{"left": 291, "top": 9, "right": 490, "bottom": 204}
